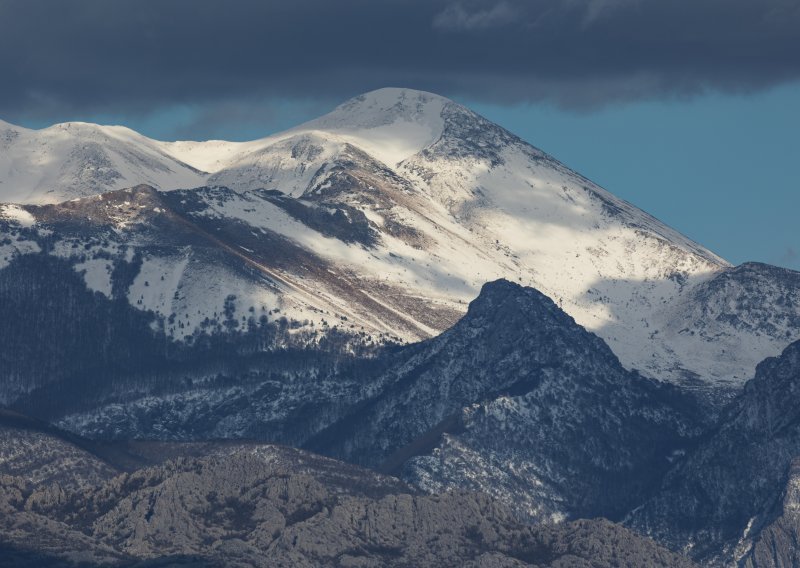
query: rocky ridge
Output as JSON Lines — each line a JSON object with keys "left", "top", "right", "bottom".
{"left": 0, "top": 418, "right": 697, "bottom": 568}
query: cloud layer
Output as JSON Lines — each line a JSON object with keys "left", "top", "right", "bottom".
{"left": 2, "top": 0, "right": 799, "bottom": 120}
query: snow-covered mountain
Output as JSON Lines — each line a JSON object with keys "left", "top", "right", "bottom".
{"left": 0, "top": 119, "right": 206, "bottom": 203}
{"left": 1, "top": 88, "right": 797, "bottom": 388}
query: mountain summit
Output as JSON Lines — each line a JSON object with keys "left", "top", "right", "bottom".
{"left": 1, "top": 88, "right": 797, "bottom": 388}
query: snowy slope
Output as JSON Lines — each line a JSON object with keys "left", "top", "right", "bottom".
{"left": 159, "top": 88, "right": 447, "bottom": 177}
{"left": 0, "top": 88, "right": 797, "bottom": 388}
{"left": 0, "top": 119, "right": 206, "bottom": 203}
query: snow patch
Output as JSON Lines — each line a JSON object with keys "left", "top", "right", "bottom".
{"left": 75, "top": 258, "right": 114, "bottom": 297}
{"left": 0, "top": 205, "right": 36, "bottom": 227}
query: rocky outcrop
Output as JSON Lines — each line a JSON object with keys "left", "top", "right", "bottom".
{"left": 628, "top": 341, "right": 800, "bottom": 564}
{"left": 0, "top": 424, "right": 696, "bottom": 567}
{"left": 741, "top": 458, "right": 800, "bottom": 568}
{"left": 308, "top": 279, "right": 703, "bottom": 523}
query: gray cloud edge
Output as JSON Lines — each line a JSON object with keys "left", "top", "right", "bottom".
{"left": 1, "top": 0, "right": 799, "bottom": 122}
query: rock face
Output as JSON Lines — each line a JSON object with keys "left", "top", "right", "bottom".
{"left": 0, "top": 411, "right": 116, "bottom": 489}
{"left": 628, "top": 340, "right": 800, "bottom": 565}
{"left": 307, "top": 280, "right": 703, "bottom": 524}
{"left": 0, "top": 421, "right": 696, "bottom": 567}
{"left": 2, "top": 88, "right": 796, "bottom": 389}
{"left": 741, "top": 458, "right": 800, "bottom": 568}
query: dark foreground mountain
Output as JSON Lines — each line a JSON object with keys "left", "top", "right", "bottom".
{"left": 628, "top": 340, "right": 800, "bottom": 565}
{"left": 307, "top": 280, "right": 704, "bottom": 524}
{"left": 0, "top": 417, "right": 696, "bottom": 567}
{"left": 3, "top": 275, "right": 704, "bottom": 527}
{"left": 4, "top": 260, "right": 799, "bottom": 565}
{"left": 739, "top": 457, "right": 800, "bottom": 568}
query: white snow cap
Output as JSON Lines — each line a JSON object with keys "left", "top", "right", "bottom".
{"left": 295, "top": 88, "right": 450, "bottom": 167}
{"left": 310, "top": 88, "right": 452, "bottom": 129}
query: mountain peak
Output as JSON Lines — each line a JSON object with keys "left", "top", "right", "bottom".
{"left": 465, "top": 279, "right": 606, "bottom": 351}
{"left": 471, "top": 278, "right": 550, "bottom": 311}
{"left": 324, "top": 87, "right": 454, "bottom": 126}
{"left": 304, "top": 88, "right": 452, "bottom": 132}
{"left": 43, "top": 121, "right": 147, "bottom": 142}
{"left": 292, "top": 88, "right": 453, "bottom": 167}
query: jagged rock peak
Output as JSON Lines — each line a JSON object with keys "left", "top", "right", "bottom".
{"left": 746, "top": 339, "right": 800, "bottom": 384}
{"left": 465, "top": 278, "right": 587, "bottom": 336}
{"left": 468, "top": 278, "right": 559, "bottom": 316}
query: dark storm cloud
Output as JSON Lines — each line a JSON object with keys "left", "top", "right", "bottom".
{"left": 1, "top": 0, "right": 799, "bottom": 120}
